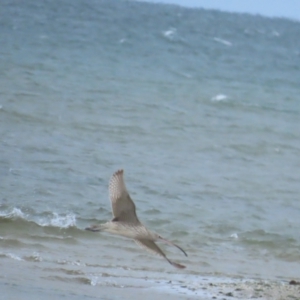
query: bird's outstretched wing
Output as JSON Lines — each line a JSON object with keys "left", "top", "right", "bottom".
{"left": 109, "top": 169, "right": 139, "bottom": 223}
{"left": 134, "top": 239, "right": 186, "bottom": 269}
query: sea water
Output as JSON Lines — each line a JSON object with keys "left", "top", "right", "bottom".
{"left": 1, "top": 0, "right": 300, "bottom": 294}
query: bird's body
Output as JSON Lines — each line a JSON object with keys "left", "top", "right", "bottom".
{"left": 90, "top": 220, "right": 155, "bottom": 240}
{"left": 86, "top": 169, "right": 187, "bottom": 269}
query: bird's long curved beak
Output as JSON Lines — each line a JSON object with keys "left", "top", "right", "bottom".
{"left": 158, "top": 236, "right": 188, "bottom": 257}
{"left": 85, "top": 224, "right": 102, "bottom": 232}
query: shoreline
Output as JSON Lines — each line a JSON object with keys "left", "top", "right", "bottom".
{"left": 1, "top": 259, "right": 299, "bottom": 300}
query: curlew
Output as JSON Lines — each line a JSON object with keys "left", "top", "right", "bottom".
{"left": 86, "top": 169, "right": 187, "bottom": 268}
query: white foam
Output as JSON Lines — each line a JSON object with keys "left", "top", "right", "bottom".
{"left": 213, "top": 37, "right": 232, "bottom": 46}
{"left": 7, "top": 253, "right": 23, "bottom": 261}
{"left": 31, "top": 252, "right": 43, "bottom": 261}
{"left": 89, "top": 275, "right": 99, "bottom": 286}
{"left": 230, "top": 233, "right": 239, "bottom": 239}
{"left": 37, "top": 212, "right": 76, "bottom": 228}
{"left": 271, "top": 30, "right": 280, "bottom": 37}
{"left": 0, "top": 207, "right": 26, "bottom": 219}
{"left": 24, "top": 252, "right": 43, "bottom": 262}
{"left": 211, "top": 94, "right": 228, "bottom": 102}
{"left": 11, "top": 207, "right": 25, "bottom": 218}
{"left": 162, "top": 27, "right": 177, "bottom": 40}
{"left": 51, "top": 213, "right": 76, "bottom": 227}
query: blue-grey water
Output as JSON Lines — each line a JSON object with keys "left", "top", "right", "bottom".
{"left": 1, "top": 0, "right": 300, "bottom": 297}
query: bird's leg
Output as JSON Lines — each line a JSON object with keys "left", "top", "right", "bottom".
{"left": 158, "top": 236, "right": 188, "bottom": 257}
{"left": 166, "top": 257, "right": 186, "bottom": 269}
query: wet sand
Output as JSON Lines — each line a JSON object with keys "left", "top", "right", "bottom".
{"left": 2, "top": 276, "right": 299, "bottom": 300}
{"left": 1, "top": 258, "right": 299, "bottom": 300}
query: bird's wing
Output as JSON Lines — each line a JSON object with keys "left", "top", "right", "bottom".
{"left": 109, "top": 169, "right": 139, "bottom": 223}
{"left": 135, "top": 239, "right": 166, "bottom": 257}
{"left": 134, "top": 239, "right": 186, "bottom": 269}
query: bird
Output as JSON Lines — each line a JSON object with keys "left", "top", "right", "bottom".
{"left": 86, "top": 169, "right": 187, "bottom": 269}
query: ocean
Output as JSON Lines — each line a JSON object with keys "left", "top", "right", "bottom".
{"left": 1, "top": 0, "right": 300, "bottom": 298}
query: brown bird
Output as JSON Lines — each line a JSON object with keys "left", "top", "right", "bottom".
{"left": 86, "top": 169, "right": 187, "bottom": 268}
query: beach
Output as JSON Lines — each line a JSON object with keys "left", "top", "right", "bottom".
{"left": 1, "top": 257, "right": 299, "bottom": 300}
{"left": 1, "top": 0, "right": 300, "bottom": 298}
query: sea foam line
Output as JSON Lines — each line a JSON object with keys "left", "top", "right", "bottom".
{"left": 45, "top": 212, "right": 76, "bottom": 228}
{"left": 211, "top": 94, "right": 228, "bottom": 102}
{"left": 0, "top": 207, "right": 77, "bottom": 228}
{"left": 0, "top": 207, "right": 26, "bottom": 219}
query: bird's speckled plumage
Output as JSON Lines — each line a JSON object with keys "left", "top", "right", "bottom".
{"left": 86, "top": 169, "right": 187, "bottom": 269}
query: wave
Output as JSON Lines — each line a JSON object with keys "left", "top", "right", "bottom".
{"left": 0, "top": 252, "right": 23, "bottom": 261}
{"left": 0, "top": 207, "right": 25, "bottom": 219}
{"left": 0, "top": 207, "right": 76, "bottom": 228}
{"left": 213, "top": 37, "right": 232, "bottom": 46}
{"left": 162, "top": 27, "right": 177, "bottom": 41}
{"left": 39, "top": 213, "right": 76, "bottom": 228}
{"left": 211, "top": 94, "right": 228, "bottom": 102}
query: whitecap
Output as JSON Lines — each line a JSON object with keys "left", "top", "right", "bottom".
{"left": 230, "top": 233, "right": 239, "bottom": 239}
{"left": 211, "top": 94, "right": 228, "bottom": 102}
{"left": 7, "top": 253, "right": 23, "bottom": 261}
{"left": 162, "top": 27, "right": 177, "bottom": 40}
{"left": 213, "top": 37, "right": 232, "bottom": 46}
{"left": 11, "top": 207, "right": 25, "bottom": 218}
{"left": 31, "top": 252, "right": 42, "bottom": 261}
{"left": 89, "top": 275, "right": 99, "bottom": 286}
{"left": 50, "top": 213, "right": 76, "bottom": 227}
{"left": 37, "top": 212, "right": 76, "bottom": 228}
{"left": 0, "top": 207, "right": 26, "bottom": 219}
{"left": 271, "top": 30, "right": 280, "bottom": 37}
{"left": 24, "top": 252, "right": 43, "bottom": 262}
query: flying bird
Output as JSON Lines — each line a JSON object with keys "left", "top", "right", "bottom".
{"left": 86, "top": 169, "right": 187, "bottom": 268}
